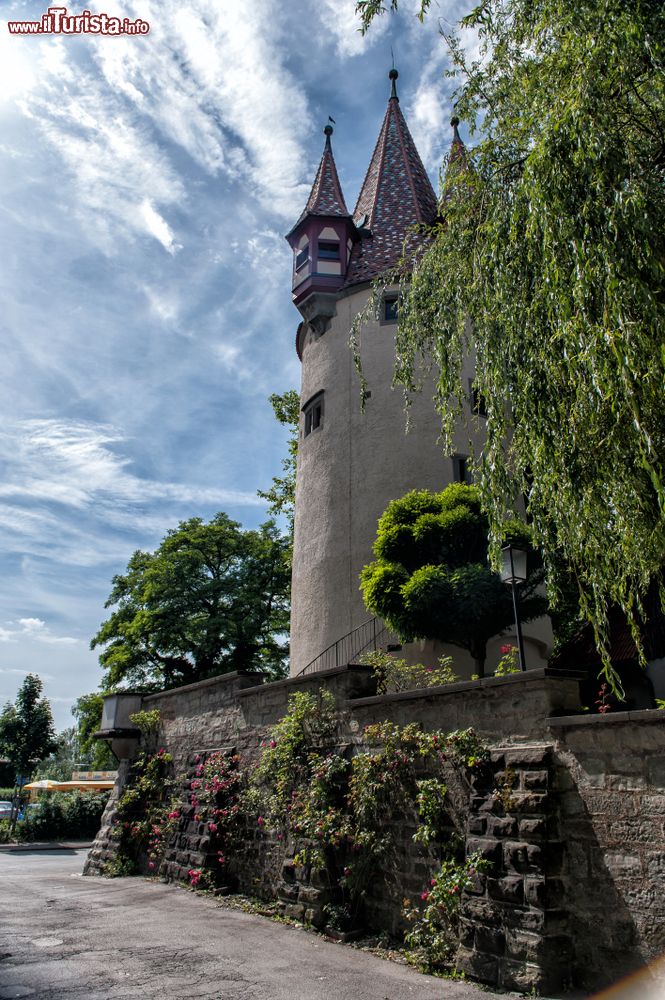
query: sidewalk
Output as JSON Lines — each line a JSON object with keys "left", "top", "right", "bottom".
{"left": 0, "top": 847, "right": 525, "bottom": 1000}
{"left": 0, "top": 839, "right": 92, "bottom": 852}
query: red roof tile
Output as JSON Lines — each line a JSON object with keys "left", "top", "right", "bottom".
{"left": 345, "top": 86, "right": 438, "bottom": 287}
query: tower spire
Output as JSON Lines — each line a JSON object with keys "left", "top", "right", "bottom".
{"left": 289, "top": 124, "right": 350, "bottom": 233}
{"left": 344, "top": 70, "right": 437, "bottom": 287}
{"left": 286, "top": 123, "right": 355, "bottom": 314}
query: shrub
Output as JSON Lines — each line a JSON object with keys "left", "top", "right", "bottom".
{"left": 360, "top": 650, "right": 459, "bottom": 694}
{"left": 0, "top": 792, "right": 109, "bottom": 842}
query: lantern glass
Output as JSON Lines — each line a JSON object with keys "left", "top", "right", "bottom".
{"left": 500, "top": 545, "right": 528, "bottom": 584}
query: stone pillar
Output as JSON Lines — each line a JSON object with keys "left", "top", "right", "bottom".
{"left": 457, "top": 744, "right": 572, "bottom": 992}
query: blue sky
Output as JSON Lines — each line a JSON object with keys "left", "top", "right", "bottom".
{"left": 0, "top": 0, "right": 470, "bottom": 730}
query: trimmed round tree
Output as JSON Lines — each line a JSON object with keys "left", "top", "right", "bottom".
{"left": 360, "top": 484, "right": 548, "bottom": 677}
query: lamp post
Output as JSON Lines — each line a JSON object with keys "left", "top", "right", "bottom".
{"left": 500, "top": 544, "right": 528, "bottom": 672}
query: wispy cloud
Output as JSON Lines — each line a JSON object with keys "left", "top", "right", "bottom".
{"left": 317, "top": 0, "right": 389, "bottom": 58}
{"left": 0, "top": 419, "right": 263, "bottom": 511}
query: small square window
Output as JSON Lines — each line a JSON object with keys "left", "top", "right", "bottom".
{"left": 452, "top": 454, "right": 473, "bottom": 484}
{"left": 318, "top": 241, "right": 340, "bottom": 260}
{"left": 383, "top": 296, "right": 399, "bottom": 322}
{"left": 303, "top": 393, "right": 324, "bottom": 437}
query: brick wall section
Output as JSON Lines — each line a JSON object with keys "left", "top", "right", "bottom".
{"left": 86, "top": 668, "right": 665, "bottom": 992}
{"left": 549, "top": 710, "right": 665, "bottom": 990}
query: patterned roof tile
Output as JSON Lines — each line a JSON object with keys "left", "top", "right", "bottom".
{"left": 292, "top": 129, "right": 350, "bottom": 231}
{"left": 345, "top": 89, "right": 438, "bottom": 287}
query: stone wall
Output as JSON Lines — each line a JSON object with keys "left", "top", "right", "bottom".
{"left": 549, "top": 710, "right": 665, "bottom": 990}
{"left": 86, "top": 666, "right": 665, "bottom": 993}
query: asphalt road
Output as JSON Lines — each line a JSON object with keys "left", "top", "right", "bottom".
{"left": 0, "top": 847, "right": 522, "bottom": 1000}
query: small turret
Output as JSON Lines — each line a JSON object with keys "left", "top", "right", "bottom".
{"left": 286, "top": 124, "right": 356, "bottom": 342}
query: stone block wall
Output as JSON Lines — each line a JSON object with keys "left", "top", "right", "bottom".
{"left": 87, "top": 666, "right": 665, "bottom": 993}
{"left": 549, "top": 710, "right": 665, "bottom": 990}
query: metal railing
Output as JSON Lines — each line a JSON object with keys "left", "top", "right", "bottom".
{"left": 296, "top": 616, "right": 399, "bottom": 677}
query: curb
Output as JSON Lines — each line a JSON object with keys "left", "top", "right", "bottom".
{"left": 0, "top": 841, "right": 92, "bottom": 853}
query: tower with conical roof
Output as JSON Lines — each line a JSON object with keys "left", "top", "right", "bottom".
{"left": 286, "top": 72, "right": 552, "bottom": 677}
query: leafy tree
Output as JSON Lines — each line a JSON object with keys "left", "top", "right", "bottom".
{"left": 33, "top": 727, "right": 86, "bottom": 782}
{"left": 0, "top": 674, "right": 57, "bottom": 781}
{"left": 258, "top": 390, "right": 299, "bottom": 538}
{"left": 91, "top": 513, "right": 291, "bottom": 690}
{"left": 360, "top": 485, "right": 548, "bottom": 676}
{"left": 72, "top": 694, "right": 116, "bottom": 770}
{"left": 355, "top": 0, "right": 665, "bottom": 684}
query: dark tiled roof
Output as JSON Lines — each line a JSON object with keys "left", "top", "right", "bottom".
{"left": 345, "top": 96, "right": 438, "bottom": 287}
{"left": 292, "top": 132, "right": 350, "bottom": 231}
{"left": 549, "top": 585, "right": 665, "bottom": 672}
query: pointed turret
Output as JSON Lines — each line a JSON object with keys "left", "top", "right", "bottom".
{"left": 286, "top": 125, "right": 356, "bottom": 324}
{"left": 345, "top": 69, "right": 438, "bottom": 287}
{"left": 291, "top": 125, "right": 350, "bottom": 228}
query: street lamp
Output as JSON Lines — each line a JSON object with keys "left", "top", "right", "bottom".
{"left": 500, "top": 544, "right": 528, "bottom": 673}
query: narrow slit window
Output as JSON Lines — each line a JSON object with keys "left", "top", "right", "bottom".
{"left": 295, "top": 245, "right": 309, "bottom": 271}
{"left": 469, "top": 379, "right": 488, "bottom": 417}
{"left": 452, "top": 454, "right": 473, "bottom": 484}
{"left": 303, "top": 393, "right": 324, "bottom": 437}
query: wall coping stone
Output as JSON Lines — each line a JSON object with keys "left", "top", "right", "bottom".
{"left": 347, "top": 668, "right": 584, "bottom": 709}
{"left": 236, "top": 663, "right": 374, "bottom": 698}
{"left": 547, "top": 708, "right": 665, "bottom": 729}
{"left": 143, "top": 670, "right": 265, "bottom": 702}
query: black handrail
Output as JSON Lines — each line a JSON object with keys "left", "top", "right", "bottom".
{"left": 296, "top": 616, "right": 398, "bottom": 677}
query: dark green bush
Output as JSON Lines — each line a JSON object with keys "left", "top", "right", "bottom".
{"left": 1, "top": 792, "right": 109, "bottom": 842}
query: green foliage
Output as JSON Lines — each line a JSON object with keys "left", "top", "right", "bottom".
{"left": 257, "top": 389, "right": 299, "bottom": 540}
{"left": 494, "top": 645, "right": 520, "bottom": 676}
{"left": 0, "top": 674, "right": 57, "bottom": 780}
{"left": 355, "top": 0, "right": 430, "bottom": 34}
{"left": 403, "top": 853, "right": 490, "bottom": 971}
{"left": 0, "top": 791, "right": 109, "bottom": 843}
{"left": 129, "top": 710, "right": 161, "bottom": 739}
{"left": 357, "top": 0, "right": 665, "bottom": 687}
{"left": 361, "top": 650, "right": 459, "bottom": 693}
{"left": 107, "top": 749, "right": 176, "bottom": 876}
{"left": 179, "top": 750, "right": 245, "bottom": 887}
{"left": 361, "top": 486, "right": 547, "bottom": 675}
{"left": 72, "top": 693, "right": 116, "bottom": 770}
{"left": 91, "top": 512, "right": 291, "bottom": 690}
{"left": 248, "top": 690, "right": 341, "bottom": 857}
{"left": 33, "top": 727, "right": 86, "bottom": 781}
{"left": 250, "top": 692, "right": 490, "bottom": 959}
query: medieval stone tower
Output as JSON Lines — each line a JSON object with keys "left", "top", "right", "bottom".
{"left": 286, "top": 70, "right": 551, "bottom": 678}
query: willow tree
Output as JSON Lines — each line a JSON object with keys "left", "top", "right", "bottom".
{"left": 355, "top": 0, "right": 665, "bottom": 683}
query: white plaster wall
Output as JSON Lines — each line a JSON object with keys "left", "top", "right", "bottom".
{"left": 289, "top": 285, "right": 553, "bottom": 676}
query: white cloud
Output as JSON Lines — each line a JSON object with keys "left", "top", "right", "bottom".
{"left": 317, "top": 0, "right": 389, "bottom": 58}
{"left": 0, "top": 617, "right": 77, "bottom": 646}
{"left": 140, "top": 199, "right": 182, "bottom": 254}
{"left": 0, "top": 419, "right": 264, "bottom": 513}
{"left": 8, "top": 0, "right": 314, "bottom": 254}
